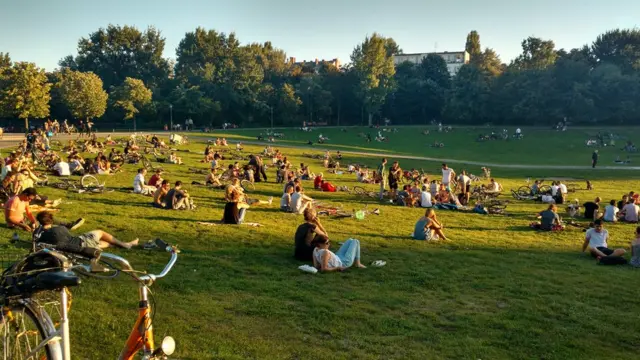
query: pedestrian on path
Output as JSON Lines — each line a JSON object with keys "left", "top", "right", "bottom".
{"left": 592, "top": 150, "right": 599, "bottom": 168}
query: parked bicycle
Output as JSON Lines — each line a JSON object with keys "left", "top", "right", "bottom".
{"left": 0, "top": 238, "right": 179, "bottom": 360}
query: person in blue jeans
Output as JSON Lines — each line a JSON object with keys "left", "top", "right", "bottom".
{"left": 312, "top": 236, "right": 366, "bottom": 272}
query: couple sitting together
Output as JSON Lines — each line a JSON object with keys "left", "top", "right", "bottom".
{"left": 294, "top": 208, "right": 366, "bottom": 272}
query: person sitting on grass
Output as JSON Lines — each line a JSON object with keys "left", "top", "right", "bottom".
{"left": 222, "top": 189, "right": 250, "bottom": 224}
{"left": 148, "top": 169, "right": 163, "bottom": 188}
{"left": 488, "top": 178, "right": 503, "bottom": 192}
{"left": 294, "top": 207, "right": 329, "bottom": 261}
{"left": 617, "top": 194, "right": 629, "bottom": 211}
{"left": 531, "top": 204, "right": 563, "bottom": 231}
{"left": 164, "top": 181, "right": 195, "bottom": 210}
{"left": 619, "top": 199, "right": 640, "bottom": 223}
{"left": 412, "top": 208, "right": 447, "bottom": 241}
{"left": 420, "top": 185, "right": 433, "bottom": 208}
{"left": 630, "top": 226, "right": 640, "bottom": 268}
{"left": 152, "top": 180, "right": 170, "bottom": 209}
{"left": 205, "top": 168, "right": 223, "bottom": 188}
{"left": 169, "top": 152, "right": 183, "bottom": 165}
{"left": 582, "top": 220, "right": 626, "bottom": 261}
{"left": 396, "top": 184, "right": 416, "bottom": 207}
{"left": 312, "top": 236, "right": 366, "bottom": 272}
{"left": 281, "top": 184, "right": 295, "bottom": 212}
{"left": 314, "top": 173, "right": 324, "bottom": 189}
{"left": 36, "top": 211, "right": 138, "bottom": 250}
{"left": 291, "top": 186, "right": 313, "bottom": 214}
{"left": 583, "top": 197, "right": 602, "bottom": 220}
{"left": 603, "top": 199, "right": 619, "bottom": 222}
{"left": 4, "top": 188, "right": 38, "bottom": 232}
{"left": 299, "top": 163, "right": 312, "bottom": 180}
{"left": 133, "top": 168, "right": 156, "bottom": 196}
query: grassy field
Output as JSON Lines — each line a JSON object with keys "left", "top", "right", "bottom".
{"left": 1, "top": 131, "right": 640, "bottom": 359}
{"left": 191, "top": 125, "right": 640, "bottom": 167}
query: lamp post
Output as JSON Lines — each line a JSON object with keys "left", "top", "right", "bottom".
{"left": 169, "top": 104, "right": 173, "bottom": 131}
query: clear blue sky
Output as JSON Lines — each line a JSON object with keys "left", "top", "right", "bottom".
{"left": 1, "top": 0, "right": 638, "bottom": 70}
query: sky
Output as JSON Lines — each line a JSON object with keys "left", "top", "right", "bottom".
{"left": 1, "top": 0, "right": 639, "bottom": 71}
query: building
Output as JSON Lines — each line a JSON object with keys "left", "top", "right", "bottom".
{"left": 288, "top": 57, "right": 341, "bottom": 71}
{"left": 393, "top": 51, "right": 470, "bottom": 76}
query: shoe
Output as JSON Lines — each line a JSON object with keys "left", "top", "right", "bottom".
{"left": 268, "top": 196, "right": 273, "bottom": 205}
{"left": 69, "top": 218, "right": 85, "bottom": 231}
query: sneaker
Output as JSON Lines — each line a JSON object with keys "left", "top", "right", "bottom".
{"left": 268, "top": 196, "right": 273, "bottom": 205}
{"left": 69, "top": 218, "right": 85, "bottom": 231}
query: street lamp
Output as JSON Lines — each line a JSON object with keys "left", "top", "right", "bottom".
{"left": 169, "top": 104, "right": 173, "bottom": 132}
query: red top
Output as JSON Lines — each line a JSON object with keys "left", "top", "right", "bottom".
{"left": 314, "top": 176, "right": 323, "bottom": 189}
{"left": 148, "top": 174, "right": 161, "bottom": 187}
{"left": 321, "top": 181, "right": 336, "bottom": 192}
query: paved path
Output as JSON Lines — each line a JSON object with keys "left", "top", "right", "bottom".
{"left": 190, "top": 136, "right": 640, "bottom": 171}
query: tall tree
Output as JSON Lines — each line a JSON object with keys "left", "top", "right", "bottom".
{"left": 477, "top": 48, "right": 504, "bottom": 76}
{"left": 351, "top": 33, "right": 397, "bottom": 126}
{"left": 56, "top": 70, "right": 108, "bottom": 122}
{"left": 61, "top": 25, "right": 170, "bottom": 89}
{"left": 0, "top": 52, "right": 11, "bottom": 69}
{"left": 419, "top": 54, "right": 451, "bottom": 121}
{"left": 0, "top": 62, "right": 51, "bottom": 131}
{"left": 592, "top": 29, "right": 640, "bottom": 73}
{"left": 465, "top": 30, "right": 482, "bottom": 62}
{"left": 511, "top": 37, "right": 558, "bottom": 70}
{"left": 111, "top": 77, "right": 152, "bottom": 130}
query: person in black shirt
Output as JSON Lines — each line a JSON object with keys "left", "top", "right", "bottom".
{"left": 222, "top": 190, "right": 250, "bottom": 224}
{"left": 618, "top": 195, "right": 629, "bottom": 211}
{"left": 583, "top": 197, "right": 602, "bottom": 220}
{"left": 592, "top": 150, "right": 598, "bottom": 168}
{"left": 294, "top": 208, "right": 328, "bottom": 261}
{"left": 35, "top": 212, "right": 138, "bottom": 250}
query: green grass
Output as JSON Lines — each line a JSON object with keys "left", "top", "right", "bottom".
{"left": 1, "top": 133, "right": 640, "bottom": 359}
{"left": 191, "top": 125, "right": 640, "bottom": 167}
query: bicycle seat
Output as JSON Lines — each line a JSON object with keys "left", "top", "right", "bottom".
{"left": 33, "top": 271, "right": 81, "bottom": 290}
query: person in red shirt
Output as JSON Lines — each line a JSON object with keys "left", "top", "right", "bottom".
{"left": 321, "top": 180, "right": 337, "bottom": 192}
{"left": 148, "top": 169, "right": 163, "bottom": 188}
{"left": 314, "top": 173, "right": 323, "bottom": 189}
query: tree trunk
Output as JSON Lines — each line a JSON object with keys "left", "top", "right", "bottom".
{"left": 133, "top": 117, "right": 137, "bottom": 132}
{"left": 24, "top": 118, "right": 28, "bottom": 134}
{"left": 337, "top": 101, "right": 341, "bottom": 126}
{"left": 368, "top": 112, "right": 373, "bottom": 127}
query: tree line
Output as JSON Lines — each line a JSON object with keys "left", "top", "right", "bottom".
{"left": 1, "top": 26, "right": 640, "bottom": 130}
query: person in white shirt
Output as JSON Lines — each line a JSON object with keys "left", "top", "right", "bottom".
{"left": 603, "top": 200, "right": 619, "bottom": 222}
{"left": 516, "top": 128, "right": 521, "bottom": 135}
{"left": 457, "top": 170, "right": 471, "bottom": 204}
{"left": 551, "top": 182, "right": 560, "bottom": 197}
{"left": 620, "top": 200, "right": 640, "bottom": 222}
{"left": 133, "top": 168, "right": 156, "bottom": 195}
{"left": 559, "top": 181, "right": 568, "bottom": 196}
{"left": 441, "top": 163, "right": 455, "bottom": 187}
{"left": 290, "top": 186, "right": 313, "bottom": 214}
{"left": 582, "top": 220, "right": 625, "bottom": 258}
{"left": 53, "top": 160, "right": 71, "bottom": 176}
{"left": 488, "top": 178, "right": 503, "bottom": 192}
{"left": 420, "top": 185, "right": 433, "bottom": 208}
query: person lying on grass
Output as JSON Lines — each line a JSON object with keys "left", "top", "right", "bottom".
{"left": 630, "top": 226, "right": 640, "bottom": 268}
{"left": 582, "top": 220, "right": 626, "bottom": 259}
{"left": 312, "top": 236, "right": 366, "bottom": 272}
{"left": 531, "top": 204, "right": 564, "bottom": 231}
{"left": 36, "top": 211, "right": 138, "bottom": 250}
{"left": 294, "top": 207, "right": 328, "bottom": 261}
{"left": 413, "top": 208, "right": 447, "bottom": 241}
{"left": 320, "top": 179, "right": 337, "bottom": 193}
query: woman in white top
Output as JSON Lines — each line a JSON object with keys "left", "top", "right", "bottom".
{"left": 603, "top": 199, "right": 619, "bottom": 222}
{"left": 312, "top": 237, "right": 366, "bottom": 272}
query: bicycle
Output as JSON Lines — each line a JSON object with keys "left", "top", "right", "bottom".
{"left": 0, "top": 238, "right": 179, "bottom": 360}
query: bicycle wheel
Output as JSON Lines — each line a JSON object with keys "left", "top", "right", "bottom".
{"left": 81, "top": 175, "right": 99, "bottom": 188}
{"left": 538, "top": 185, "right": 551, "bottom": 194}
{"left": 517, "top": 186, "right": 532, "bottom": 197}
{"left": 141, "top": 157, "right": 152, "bottom": 170}
{"left": 0, "top": 299, "right": 61, "bottom": 360}
{"left": 352, "top": 186, "right": 366, "bottom": 195}
{"left": 240, "top": 180, "right": 255, "bottom": 192}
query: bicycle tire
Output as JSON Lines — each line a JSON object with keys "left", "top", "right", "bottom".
{"left": 141, "top": 157, "right": 152, "bottom": 170}
{"left": 0, "top": 299, "right": 61, "bottom": 360}
{"left": 81, "top": 175, "right": 99, "bottom": 188}
{"left": 240, "top": 180, "right": 255, "bottom": 192}
{"left": 517, "top": 186, "right": 532, "bottom": 197}
{"left": 51, "top": 182, "right": 70, "bottom": 190}
{"left": 352, "top": 186, "right": 366, "bottom": 195}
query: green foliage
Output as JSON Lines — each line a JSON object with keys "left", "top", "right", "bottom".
{"left": 592, "top": 29, "right": 640, "bottom": 73}
{"left": 511, "top": 37, "right": 558, "bottom": 70}
{"left": 0, "top": 52, "right": 11, "bottom": 69}
{"left": 56, "top": 70, "right": 108, "bottom": 121}
{"left": 351, "top": 33, "right": 397, "bottom": 125}
{"left": 465, "top": 30, "right": 482, "bottom": 59}
{"left": 0, "top": 62, "right": 51, "bottom": 126}
{"left": 111, "top": 77, "right": 152, "bottom": 120}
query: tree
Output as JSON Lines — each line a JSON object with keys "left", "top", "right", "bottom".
{"left": 0, "top": 62, "right": 51, "bottom": 131}
{"left": 476, "top": 48, "right": 504, "bottom": 76}
{"left": 465, "top": 30, "right": 482, "bottom": 63}
{"left": 351, "top": 33, "right": 397, "bottom": 126}
{"left": 61, "top": 25, "right": 170, "bottom": 89}
{"left": 444, "top": 65, "right": 492, "bottom": 123}
{"left": 111, "top": 77, "right": 152, "bottom": 130}
{"left": 592, "top": 29, "right": 640, "bottom": 73}
{"left": 277, "top": 83, "right": 302, "bottom": 125}
{"left": 0, "top": 52, "right": 10, "bottom": 69}
{"left": 56, "top": 70, "right": 108, "bottom": 122}
{"left": 511, "top": 37, "right": 558, "bottom": 70}
{"left": 419, "top": 54, "right": 451, "bottom": 121}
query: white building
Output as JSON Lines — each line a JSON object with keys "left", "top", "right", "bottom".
{"left": 393, "top": 51, "right": 470, "bottom": 76}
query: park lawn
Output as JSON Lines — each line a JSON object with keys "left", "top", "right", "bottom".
{"left": 1, "top": 138, "right": 640, "bottom": 359}
{"left": 190, "top": 126, "right": 640, "bottom": 167}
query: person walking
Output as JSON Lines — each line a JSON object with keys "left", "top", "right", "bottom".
{"left": 378, "top": 158, "right": 387, "bottom": 201}
{"left": 592, "top": 150, "right": 599, "bottom": 168}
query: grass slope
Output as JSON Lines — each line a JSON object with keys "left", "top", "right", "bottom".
{"left": 0, "top": 135, "right": 639, "bottom": 360}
